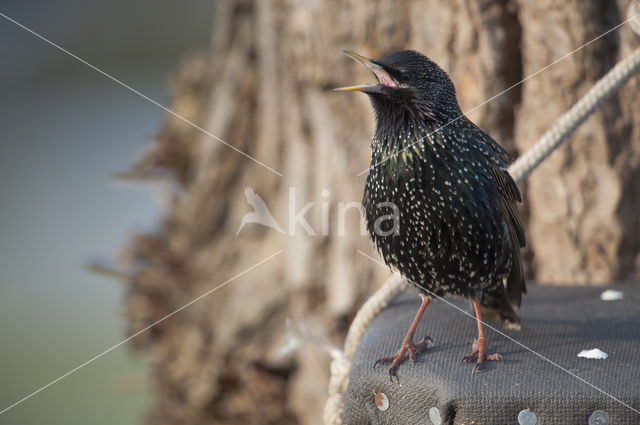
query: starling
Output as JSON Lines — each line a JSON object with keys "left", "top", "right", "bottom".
{"left": 336, "top": 50, "right": 526, "bottom": 376}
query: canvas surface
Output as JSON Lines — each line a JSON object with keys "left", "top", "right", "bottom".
{"left": 342, "top": 284, "right": 640, "bottom": 424}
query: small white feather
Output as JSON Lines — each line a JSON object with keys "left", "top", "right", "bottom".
{"left": 600, "top": 289, "right": 624, "bottom": 301}
{"left": 577, "top": 348, "right": 608, "bottom": 359}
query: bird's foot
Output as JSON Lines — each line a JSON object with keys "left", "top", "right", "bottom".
{"left": 460, "top": 338, "right": 503, "bottom": 373}
{"left": 374, "top": 336, "right": 433, "bottom": 380}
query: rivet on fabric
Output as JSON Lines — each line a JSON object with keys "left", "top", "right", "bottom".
{"left": 517, "top": 408, "right": 537, "bottom": 425}
{"left": 588, "top": 410, "right": 610, "bottom": 425}
{"left": 428, "top": 406, "right": 442, "bottom": 425}
{"left": 373, "top": 392, "right": 389, "bottom": 411}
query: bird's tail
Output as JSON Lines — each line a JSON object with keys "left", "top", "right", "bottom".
{"left": 480, "top": 295, "right": 521, "bottom": 331}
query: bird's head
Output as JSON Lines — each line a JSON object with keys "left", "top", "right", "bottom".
{"left": 336, "top": 50, "right": 461, "bottom": 126}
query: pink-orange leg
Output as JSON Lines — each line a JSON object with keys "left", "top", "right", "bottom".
{"left": 461, "top": 301, "right": 503, "bottom": 373}
{"left": 374, "top": 295, "right": 433, "bottom": 380}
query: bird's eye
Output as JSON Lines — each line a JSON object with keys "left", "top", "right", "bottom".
{"left": 399, "top": 71, "right": 411, "bottom": 82}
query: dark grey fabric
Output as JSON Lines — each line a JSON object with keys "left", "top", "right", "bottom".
{"left": 342, "top": 284, "right": 640, "bottom": 425}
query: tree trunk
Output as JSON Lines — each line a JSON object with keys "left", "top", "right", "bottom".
{"left": 122, "top": 1, "right": 640, "bottom": 424}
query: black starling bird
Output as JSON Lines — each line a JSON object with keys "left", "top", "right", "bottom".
{"left": 336, "top": 50, "right": 526, "bottom": 376}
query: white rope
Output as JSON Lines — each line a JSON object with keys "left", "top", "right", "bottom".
{"left": 324, "top": 4, "right": 640, "bottom": 423}
{"left": 508, "top": 46, "right": 640, "bottom": 184}
{"left": 324, "top": 274, "right": 407, "bottom": 425}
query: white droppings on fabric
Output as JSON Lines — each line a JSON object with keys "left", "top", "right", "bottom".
{"left": 429, "top": 407, "right": 442, "bottom": 425}
{"left": 577, "top": 348, "right": 608, "bottom": 359}
{"left": 600, "top": 289, "right": 624, "bottom": 301}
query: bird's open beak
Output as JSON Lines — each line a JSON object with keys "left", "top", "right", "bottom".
{"left": 334, "top": 50, "right": 397, "bottom": 93}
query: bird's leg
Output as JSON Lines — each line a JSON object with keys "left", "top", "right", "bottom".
{"left": 374, "top": 295, "right": 432, "bottom": 379}
{"left": 461, "top": 301, "right": 503, "bottom": 373}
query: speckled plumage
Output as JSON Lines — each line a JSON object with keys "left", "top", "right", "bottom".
{"left": 360, "top": 50, "right": 526, "bottom": 322}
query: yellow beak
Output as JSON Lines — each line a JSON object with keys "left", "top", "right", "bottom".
{"left": 334, "top": 50, "right": 387, "bottom": 93}
{"left": 333, "top": 84, "right": 377, "bottom": 92}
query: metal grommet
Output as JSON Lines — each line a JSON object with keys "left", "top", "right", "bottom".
{"left": 374, "top": 392, "right": 389, "bottom": 411}
{"left": 588, "top": 410, "right": 610, "bottom": 425}
{"left": 428, "top": 406, "right": 442, "bottom": 425}
{"left": 517, "top": 408, "right": 537, "bottom": 425}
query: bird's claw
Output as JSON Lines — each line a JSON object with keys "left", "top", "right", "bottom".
{"left": 373, "top": 336, "right": 432, "bottom": 380}
{"left": 408, "top": 336, "right": 433, "bottom": 362}
{"left": 461, "top": 339, "right": 503, "bottom": 373}
{"left": 486, "top": 353, "right": 504, "bottom": 362}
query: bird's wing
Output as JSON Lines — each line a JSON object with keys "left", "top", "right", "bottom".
{"left": 479, "top": 131, "right": 527, "bottom": 307}
{"left": 482, "top": 140, "right": 525, "bottom": 245}
{"left": 483, "top": 131, "right": 513, "bottom": 165}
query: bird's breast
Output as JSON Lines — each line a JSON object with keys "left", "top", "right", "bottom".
{"left": 363, "top": 142, "right": 510, "bottom": 296}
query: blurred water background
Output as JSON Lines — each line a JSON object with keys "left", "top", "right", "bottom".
{"left": 0, "top": 1, "right": 216, "bottom": 424}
